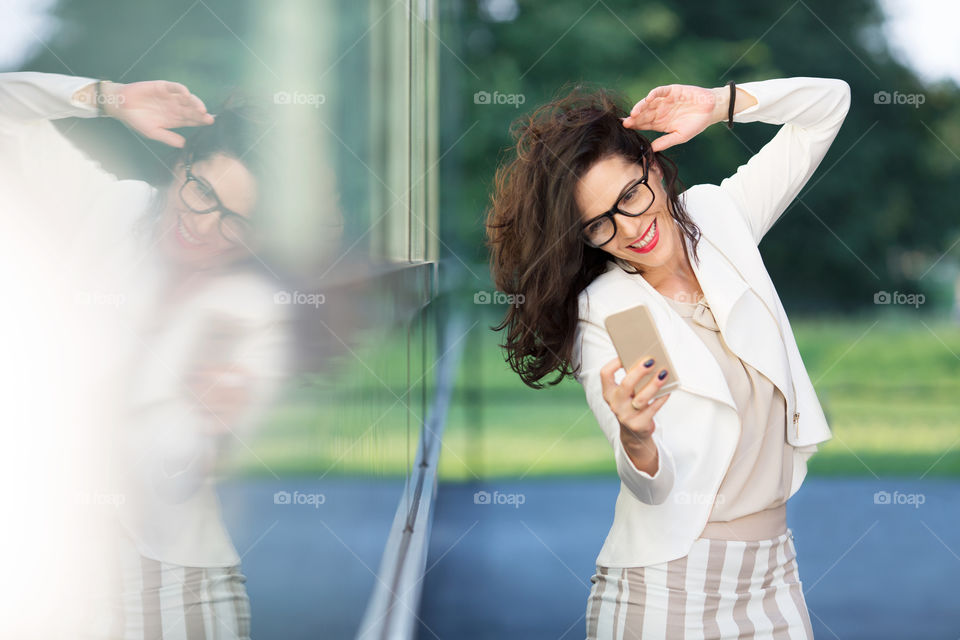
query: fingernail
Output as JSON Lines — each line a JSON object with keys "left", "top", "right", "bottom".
{"left": 644, "top": 358, "right": 654, "bottom": 367}
{"left": 658, "top": 369, "right": 668, "bottom": 380}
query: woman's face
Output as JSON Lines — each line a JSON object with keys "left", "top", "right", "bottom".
{"left": 159, "top": 153, "right": 258, "bottom": 270}
{"left": 575, "top": 154, "right": 681, "bottom": 273}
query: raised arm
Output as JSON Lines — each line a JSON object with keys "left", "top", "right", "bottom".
{"left": 0, "top": 71, "right": 214, "bottom": 140}
{"left": 716, "top": 76, "right": 851, "bottom": 244}
{"left": 622, "top": 76, "right": 851, "bottom": 245}
{"left": 0, "top": 72, "right": 127, "bottom": 217}
{"left": 0, "top": 72, "right": 214, "bottom": 232}
{"left": 0, "top": 71, "right": 104, "bottom": 121}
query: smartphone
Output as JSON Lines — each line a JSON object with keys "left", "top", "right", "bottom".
{"left": 603, "top": 304, "right": 680, "bottom": 401}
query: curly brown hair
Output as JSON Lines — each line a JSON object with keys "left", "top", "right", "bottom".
{"left": 485, "top": 85, "right": 702, "bottom": 389}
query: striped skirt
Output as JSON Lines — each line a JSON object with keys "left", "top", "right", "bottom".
{"left": 84, "top": 531, "right": 252, "bottom": 639}
{"left": 585, "top": 528, "right": 814, "bottom": 639}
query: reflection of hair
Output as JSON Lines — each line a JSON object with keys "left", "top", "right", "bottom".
{"left": 486, "top": 85, "right": 701, "bottom": 389}
{"left": 175, "top": 93, "right": 276, "bottom": 186}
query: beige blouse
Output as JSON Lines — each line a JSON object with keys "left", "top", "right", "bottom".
{"left": 662, "top": 293, "right": 793, "bottom": 541}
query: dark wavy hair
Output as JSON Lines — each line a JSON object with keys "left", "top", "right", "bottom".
{"left": 485, "top": 85, "right": 702, "bottom": 389}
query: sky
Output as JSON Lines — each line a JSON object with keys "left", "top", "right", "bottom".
{"left": 878, "top": 0, "right": 960, "bottom": 85}
{"left": 0, "top": 0, "right": 58, "bottom": 71}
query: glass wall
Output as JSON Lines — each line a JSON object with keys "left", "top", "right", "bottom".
{"left": 229, "top": 1, "right": 442, "bottom": 636}
{"left": 2, "top": 0, "right": 441, "bottom": 637}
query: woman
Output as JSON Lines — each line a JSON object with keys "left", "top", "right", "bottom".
{"left": 486, "top": 77, "right": 850, "bottom": 638}
{"left": 0, "top": 72, "right": 289, "bottom": 639}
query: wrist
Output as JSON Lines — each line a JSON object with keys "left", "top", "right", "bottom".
{"left": 620, "top": 427, "right": 656, "bottom": 460}
{"left": 709, "top": 86, "right": 730, "bottom": 126}
{"left": 711, "top": 85, "right": 759, "bottom": 126}
{"left": 621, "top": 430, "right": 659, "bottom": 475}
{"left": 98, "top": 81, "right": 125, "bottom": 118}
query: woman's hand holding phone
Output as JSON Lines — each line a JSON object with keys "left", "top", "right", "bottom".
{"left": 599, "top": 355, "right": 671, "bottom": 472}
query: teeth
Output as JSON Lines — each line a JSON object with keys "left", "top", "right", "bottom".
{"left": 630, "top": 220, "right": 656, "bottom": 249}
{"left": 178, "top": 217, "right": 202, "bottom": 245}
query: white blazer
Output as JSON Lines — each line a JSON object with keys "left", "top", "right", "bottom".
{"left": 572, "top": 76, "right": 851, "bottom": 568}
{"left": 0, "top": 72, "right": 290, "bottom": 567}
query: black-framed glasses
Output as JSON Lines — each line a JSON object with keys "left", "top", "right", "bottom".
{"left": 179, "top": 163, "right": 253, "bottom": 245}
{"left": 580, "top": 153, "right": 655, "bottom": 248}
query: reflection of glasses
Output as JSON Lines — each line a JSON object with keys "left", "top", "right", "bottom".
{"left": 581, "top": 153, "right": 655, "bottom": 248}
{"left": 179, "top": 163, "right": 252, "bottom": 245}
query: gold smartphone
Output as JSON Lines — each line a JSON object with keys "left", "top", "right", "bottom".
{"left": 603, "top": 304, "right": 680, "bottom": 401}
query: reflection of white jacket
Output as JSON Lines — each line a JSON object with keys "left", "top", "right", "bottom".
{"left": 572, "top": 77, "right": 850, "bottom": 568}
{"left": 0, "top": 72, "right": 289, "bottom": 567}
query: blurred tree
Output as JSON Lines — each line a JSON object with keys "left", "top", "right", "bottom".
{"left": 18, "top": 0, "right": 960, "bottom": 310}
{"left": 439, "top": 0, "right": 960, "bottom": 311}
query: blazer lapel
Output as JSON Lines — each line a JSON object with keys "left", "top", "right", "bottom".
{"left": 608, "top": 257, "right": 739, "bottom": 413}
{"left": 605, "top": 229, "right": 796, "bottom": 416}
{"left": 689, "top": 234, "right": 796, "bottom": 412}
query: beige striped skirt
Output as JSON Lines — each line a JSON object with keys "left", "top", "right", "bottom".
{"left": 83, "top": 530, "right": 252, "bottom": 639}
{"left": 585, "top": 528, "right": 814, "bottom": 639}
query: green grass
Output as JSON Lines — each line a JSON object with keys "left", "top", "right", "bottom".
{"left": 438, "top": 309, "right": 960, "bottom": 479}
{"left": 223, "top": 309, "right": 960, "bottom": 479}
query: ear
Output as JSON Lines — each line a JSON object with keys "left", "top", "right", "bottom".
{"left": 171, "top": 159, "right": 188, "bottom": 180}
{"left": 648, "top": 157, "right": 670, "bottom": 190}
{"left": 649, "top": 157, "right": 662, "bottom": 179}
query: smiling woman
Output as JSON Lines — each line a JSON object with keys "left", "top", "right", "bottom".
{"left": 137, "top": 95, "right": 277, "bottom": 272}
{"left": 484, "top": 85, "right": 701, "bottom": 390}
{"left": 68, "top": 76, "right": 275, "bottom": 271}
{"left": 485, "top": 75, "right": 850, "bottom": 640}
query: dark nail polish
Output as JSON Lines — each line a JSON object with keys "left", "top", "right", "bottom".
{"left": 644, "top": 358, "right": 655, "bottom": 368}
{"left": 658, "top": 369, "right": 668, "bottom": 380}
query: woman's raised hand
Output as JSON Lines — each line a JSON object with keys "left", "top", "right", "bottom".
{"left": 101, "top": 80, "right": 215, "bottom": 148}
{"left": 599, "top": 355, "right": 671, "bottom": 443}
{"left": 621, "top": 84, "right": 723, "bottom": 152}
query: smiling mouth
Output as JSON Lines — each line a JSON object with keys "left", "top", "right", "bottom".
{"left": 176, "top": 215, "right": 204, "bottom": 247}
{"left": 627, "top": 219, "right": 657, "bottom": 251}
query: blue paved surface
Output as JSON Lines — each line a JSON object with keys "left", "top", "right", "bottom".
{"left": 416, "top": 477, "right": 960, "bottom": 640}
{"left": 214, "top": 476, "right": 960, "bottom": 638}
{"left": 219, "top": 478, "right": 403, "bottom": 640}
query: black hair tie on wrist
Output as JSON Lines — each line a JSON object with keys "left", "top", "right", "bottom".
{"left": 726, "top": 80, "right": 736, "bottom": 129}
